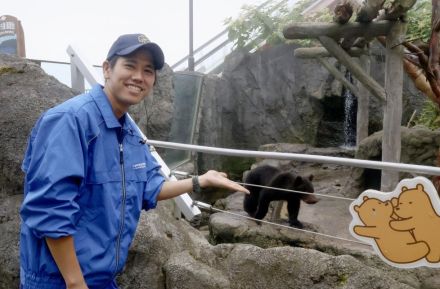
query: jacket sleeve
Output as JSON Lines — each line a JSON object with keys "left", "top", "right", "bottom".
{"left": 20, "top": 111, "right": 86, "bottom": 239}
{"left": 142, "top": 148, "right": 165, "bottom": 210}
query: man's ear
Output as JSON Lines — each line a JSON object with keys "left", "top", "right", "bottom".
{"left": 103, "top": 60, "right": 111, "bottom": 80}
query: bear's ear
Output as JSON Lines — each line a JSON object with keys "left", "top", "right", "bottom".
{"left": 308, "top": 175, "right": 314, "bottom": 182}
{"left": 363, "top": 196, "right": 369, "bottom": 201}
{"left": 401, "top": 186, "right": 408, "bottom": 192}
{"left": 354, "top": 205, "right": 360, "bottom": 212}
{"left": 391, "top": 197, "right": 398, "bottom": 207}
{"left": 416, "top": 184, "right": 424, "bottom": 191}
{"left": 294, "top": 176, "right": 303, "bottom": 186}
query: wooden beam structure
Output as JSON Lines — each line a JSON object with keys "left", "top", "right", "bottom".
{"left": 282, "top": 0, "right": 413, "bottom": 190}
{"left": 317, "top": 58, "right": 360, "bottom": 97}
{"left": 381, "top": 21, "right": 407, "bottom": 191}
{"left": 380, "top": 0, "right": 417, "bottom": 21}
{"left": 283, "top": 20, "right": 393, "bottom": 40}
{"left": 318, "top": 36, "right": 386, "bottom": 102}
{"left": 294, "top": 47, "right": 367, "bottom": 59}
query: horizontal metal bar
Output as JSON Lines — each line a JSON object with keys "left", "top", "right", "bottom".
{"left": 27, "top": 58, "right": 102, "bottom": 68}
{"left": 193, "top": 39, "right": 231, "bottom": 67}
{"left": 147, "top": 140, "right": 440, "bottom": 176}
{"left": 172, "top": 0, "right": 284, "bottom": 70}
{"left": 171, "top": 28, "right": 229, "bottom": 69}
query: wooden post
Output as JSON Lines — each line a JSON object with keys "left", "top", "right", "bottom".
{"left": 381, "top": 21, "right": 407, "bottom": 191}
{"left": 356, "top": 54, "right": 371, "bottom": 145}
{"left": 283, "top": 21, "right": 392, "bottom": 40}
{"left": 294, "top": 47, "right": 366, "bottom": 58}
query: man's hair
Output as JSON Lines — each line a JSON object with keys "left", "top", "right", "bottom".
{"left": 107, "top": 55, "right": 120, "bottom": 69}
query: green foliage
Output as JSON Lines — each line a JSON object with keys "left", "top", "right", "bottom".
{"left": 225, "top": 0, "right": 433, "bottom": 50}
{"left": 224, "top": 0, "right": 331, "bottom": 50}
{"left": 406, "top": 0, "right": 432, "bottom": 42}
{"left": 415, "top": 100, "right": 440, "bottom": 129}
{"left": 224, "top": 0, "right": 289, "bottom": 49}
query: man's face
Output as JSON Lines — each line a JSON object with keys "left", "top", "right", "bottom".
{"left": 103, "top": 49, "right": 156, "bottom": 116}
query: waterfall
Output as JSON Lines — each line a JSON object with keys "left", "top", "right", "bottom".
{"left": 343, "top": 72, "right": 357, "bottom": 147}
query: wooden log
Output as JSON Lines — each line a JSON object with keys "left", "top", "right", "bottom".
{"left": 356, "top": 0, "right": 386, "bottom": 22}
{"left": 380, "top": 0, "right": 417, "bottom": 21}
{"left": 381, "top": 21, "right": 407, "bottom": 191}
{"left": 294, "top": 47, "right": 367, "bottom": 58}
{"left": 318, "top": 36, "right": 386, "bottom": 102}
{"left": 317, "top": 57, "right": 361, "bottom": 97}
{"left": 339, "top": 0, "right": 415, "bottom": 52}
{"left": 283, "top": 20, "right": 393, "bottom": 40}
{"left": 356, "top": 54, "right": 371, "bottom": 145}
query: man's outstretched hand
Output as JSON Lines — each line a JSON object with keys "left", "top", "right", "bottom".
{"left": 198, "top": 170, "right": 250, "bottom": 194}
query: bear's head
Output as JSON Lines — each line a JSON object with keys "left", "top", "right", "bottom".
{"left": 293, "top": 174, "right": 318, "bottom": 204}
{"left": 354, "top": 196, "right": 394, "bottom": 226}
{"left": 393, "top": 184, "right": 432, "bottom": 219}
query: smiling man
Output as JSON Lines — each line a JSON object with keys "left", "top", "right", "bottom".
{"left": 19, "top": 34, "right": 248, "bottom": 289}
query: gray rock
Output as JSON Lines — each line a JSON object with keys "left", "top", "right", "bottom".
{"left": 348, "top": 126, "right": 440, "bottom": 196}
{"left": 164, "top": 251, "right": 231, "bottom": 289}
{"left": 421, "top": 275, "right": 440, "bottom": 289}
{"left": 0, "top": 54, "right": 76, "bottom": 198}
{"left": 0, "top": 195, "right": 21, "bottom": 289}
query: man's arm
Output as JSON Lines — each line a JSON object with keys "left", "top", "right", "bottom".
{"left": 157, "top": 170, "right": 249, "bottom": 201}
{"left": 45, "top": 236, "right": 89, "bottom": 289}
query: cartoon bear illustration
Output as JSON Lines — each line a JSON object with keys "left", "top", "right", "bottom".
{"left": 353, "top": 196, "right": 429, "bottom": 264}
{"left": 390, "top": 184, "right": 440, "bottom": 263}
{"left": 243, "top": 165, "right": 318, "bottom": 228}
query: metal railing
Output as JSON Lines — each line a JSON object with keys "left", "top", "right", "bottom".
{"left": 146, "top": 140, "right": 440, "bottom": 176}
{"left": 171, "top": 0, "right": 286, "bottom": 73}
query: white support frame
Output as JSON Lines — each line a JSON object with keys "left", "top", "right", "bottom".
{"left": 66, "top": 45, "right": 201, "bottom": 221}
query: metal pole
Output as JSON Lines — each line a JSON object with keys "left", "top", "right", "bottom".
{"left": 188, "top": 0, "right": 195, "bottom": 71}
{"left": 146, "top": 140, "right": 440, "bottom": 176}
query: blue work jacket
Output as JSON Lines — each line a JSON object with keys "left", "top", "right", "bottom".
{"left": 19, "top": 84, "right": 165, "bottom": 289}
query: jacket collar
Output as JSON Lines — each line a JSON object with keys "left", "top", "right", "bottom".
{"left": 90, "top": 84, "right": 122, "bottom": 129}
{"left": 90, "top": 84, "right": 140, "bottom": 136}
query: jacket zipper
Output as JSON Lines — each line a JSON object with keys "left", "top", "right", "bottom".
{"left": 115, "top": 142, "right": 127, "bottom": 274}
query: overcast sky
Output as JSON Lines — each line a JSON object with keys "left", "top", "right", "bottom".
{"left": 2, "top": 0, "right": 267, "bottom": 66}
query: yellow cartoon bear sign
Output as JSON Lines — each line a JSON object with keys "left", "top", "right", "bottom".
{"left": 349, "top": 177, "right": 440, "bottom": 268}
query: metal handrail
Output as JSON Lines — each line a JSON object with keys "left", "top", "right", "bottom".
{"left": 28, "top": 58, "right": 102, "bottom": 68}
{"left": 171, "top": 28, "right": 229, "bottom": 69}
{"left": 146, "top": 140, "right": 440, "bottom": 176}
{"left": 171, "top": 0, "right": 284, "bottom": 72}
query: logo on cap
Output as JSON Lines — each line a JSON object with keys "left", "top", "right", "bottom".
{"left": 138, "top": 35, "right": 150, "bottom": 44}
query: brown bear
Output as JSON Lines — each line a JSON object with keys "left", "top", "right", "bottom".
{"left": 243, "top": 165, "right": 318, "bottom": 228}
{"left": 353, "top": 196, "right": 429, "bottom": 264}
{"left": 390, "top": 184, "right": 440, "bottom": 263}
